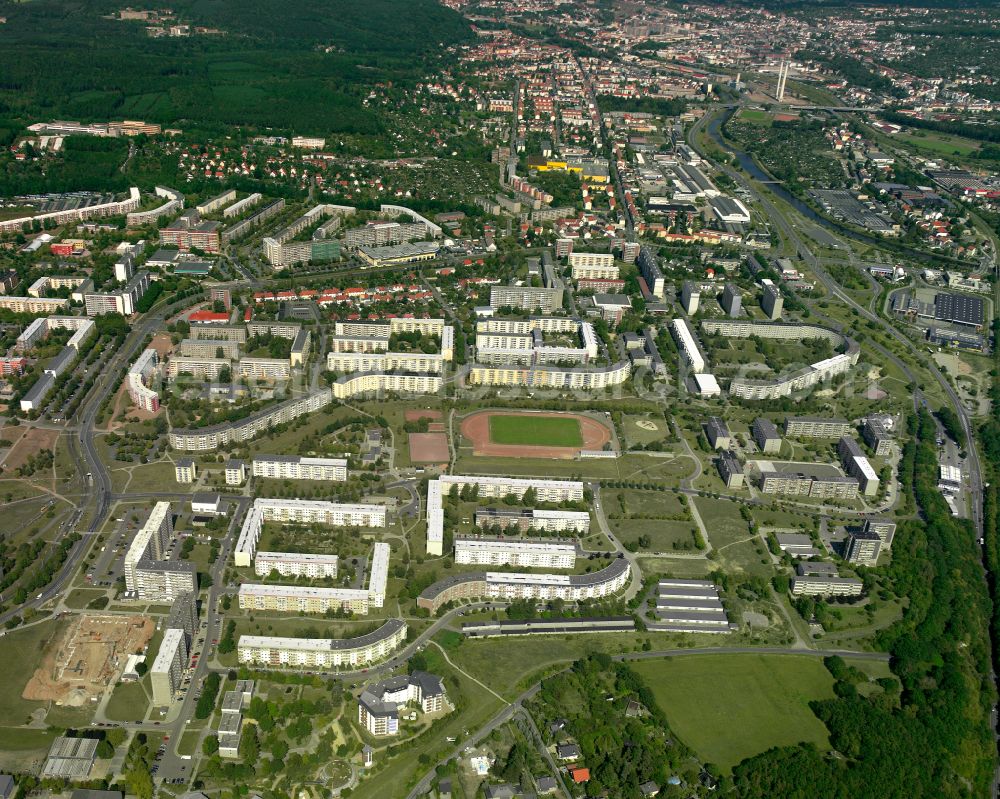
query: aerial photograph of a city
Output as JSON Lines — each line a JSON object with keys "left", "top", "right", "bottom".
{"left": 0, "top": 0, "right": 999, "bottom": 797}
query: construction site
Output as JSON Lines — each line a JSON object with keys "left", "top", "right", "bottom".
{"left": 23, "top": 614, "right": 155, "bottom": 707}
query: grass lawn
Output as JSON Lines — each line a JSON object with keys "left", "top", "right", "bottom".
{"left": 105, "top": 680, "right": 149, "bottom": 722}
{"left": 444, "top": 633, "right": 650, "bottom": 701}
{"left": 636, "top": 557, "right": 712, "bottom": 579}
{"left": 631, "top": 653, "right": 835, "bottom": 772}
{"left": 110, "top": 461, "right": 178, "bottom": 494}
{"left": 609, "top": 518, "right": 701, "bottom": 552}
{"left": 0, "top": 727, "right": 56, "bottom": 751}
{"left": 896, "top": 132, "right": 979, "bottom": 157}
{"left": 488, "top": 415, "right": 583, "bottom": 447}
{"left": 622, "top": 415, "right": 670, "bottom": 447}
{"left": 64, "top": 589, "right": 109, "bottom": 609}
{"left": 0, "top": 618, "right": 71, "bottom": 725}
{"left": 694, "top": 496, "right": 750, "bottom": 548}
{"left": 739, "top": 109, "right": 772, "bottom": 126}
{"left": 177, "top": 729, "right": 202, "bottom": 756}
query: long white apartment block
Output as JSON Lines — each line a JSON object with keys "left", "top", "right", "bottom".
{"left": 335, "top": 317, "right": 445, "bottom": 337}
{"left": 167, "top": 356, "right": 229, "bottom": 380}
{"left": 454, "top": 537, "right": 577, "bottom": 569}
{"left": 475, "top": 507, "right": 591, "bottom": 534}
{"left": 484, "top": 569, "right": 627, "bottom": 601}
{"left": 126, "top": 348, "right": 160, "bottom": 412}
{"left": 238, "top": 357, "right": 291, "bottom": 380}
{"left": 223, "top": 192, "right": 262, "bottom": 218}
{"left": 151, "top": 627, "right": 186, "bottom": 706}
{"left": 330, "top": 371, "right": 443, "bottom": 399}
{"left": 124, "top": 501, "right": 172, "bottom": 592}
{"left": 0, "top": 296, "right": 68, "bottom": 314}
{"left": 252, "top": 455, "right": 348, "bottom": 482}
{"left": 238, "top": 619, "right": 407, "bottom": 669}
{"left": 255, "top": 552, "right": 339, "bottom": 578}
{"left": 328, "top": 335, "right": 391, "bottom": 354}
{"left": 326, "top": 351, "right": 444, "bottom": 374}
{"left": 235, "top": 498, "right": 386, "bottom": 567}
{"left": 671, "top": 318, "right": 705, "bottom": 374}
{"left": 168, "top": 389, "right": 331, "bottom": 451}
{"left": 569, "top": 252, "right": 618, "bottom": 280}
{"left": 416, "top": 558, "right": 629, "bottom": 613}
{"left": 239, "top": 583, "right": 371, "bottom": 614}
{"left": 27, "top": 275, "right": 90, "bottom": 298}
{"left": 242, "top": 541, "right": 387, "bottom": 613}
{"left": 367, "top": 542, "right": 390, "bottom": 608}
{"left": 426, "top": 476, "right": 584, "bottom": 556}
{"left": 17, "top": 315, "right": 95, "bottom": 351}
{"left": 331, "top": 318, "right": 453, "bottom": 360}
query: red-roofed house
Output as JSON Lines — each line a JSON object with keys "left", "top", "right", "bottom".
{"left": 188, "top": 310, "right": 230, "bottom": 324}
{"left": 569, "top": 767, "right": 590, "bottom": 784}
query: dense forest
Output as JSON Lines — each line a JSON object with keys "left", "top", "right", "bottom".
{"left": 0, "top": 0, "right": 471, "bottom": 133}
{"left": 729, "top": 409, "right": 996, "bottom": 798}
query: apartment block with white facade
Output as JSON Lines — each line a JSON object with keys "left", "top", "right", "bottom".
{"left": 252, "top": 455, "right": 348, "bottom": 482}
{"left": 426, "top": 476, "right": 584, "bottom": 556}
{"left": 254, "top": 551, "right": 338, "bottom": 578}
{"left": 454, "top": 538, "right": 577, "bottom": 569}
{"left": 234, "top": 498, "right": 387, "bottom": 567}
{"left": 238, "top": 619, "right": 407, "bottom": 669}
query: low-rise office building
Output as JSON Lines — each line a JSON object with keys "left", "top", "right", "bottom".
{"left": 653, "top": 579, "right": 735, "bottom": 633}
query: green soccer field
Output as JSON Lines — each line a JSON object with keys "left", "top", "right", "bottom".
{"left": 487, "top": 414, "right": 584, "bottom": 447}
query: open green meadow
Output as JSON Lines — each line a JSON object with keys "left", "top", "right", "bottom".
{"left": 488, "top": 415, "right": 583, "bottom": 447}
{"left": 739, "top": 109, "right": 773, "bottom": 127}
{"left": 631, "top": 654, "right": 835, "bottom": 772}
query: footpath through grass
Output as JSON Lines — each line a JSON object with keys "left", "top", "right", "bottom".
{"left": 488, "top": 414, "right": 583, "bottom": 447}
